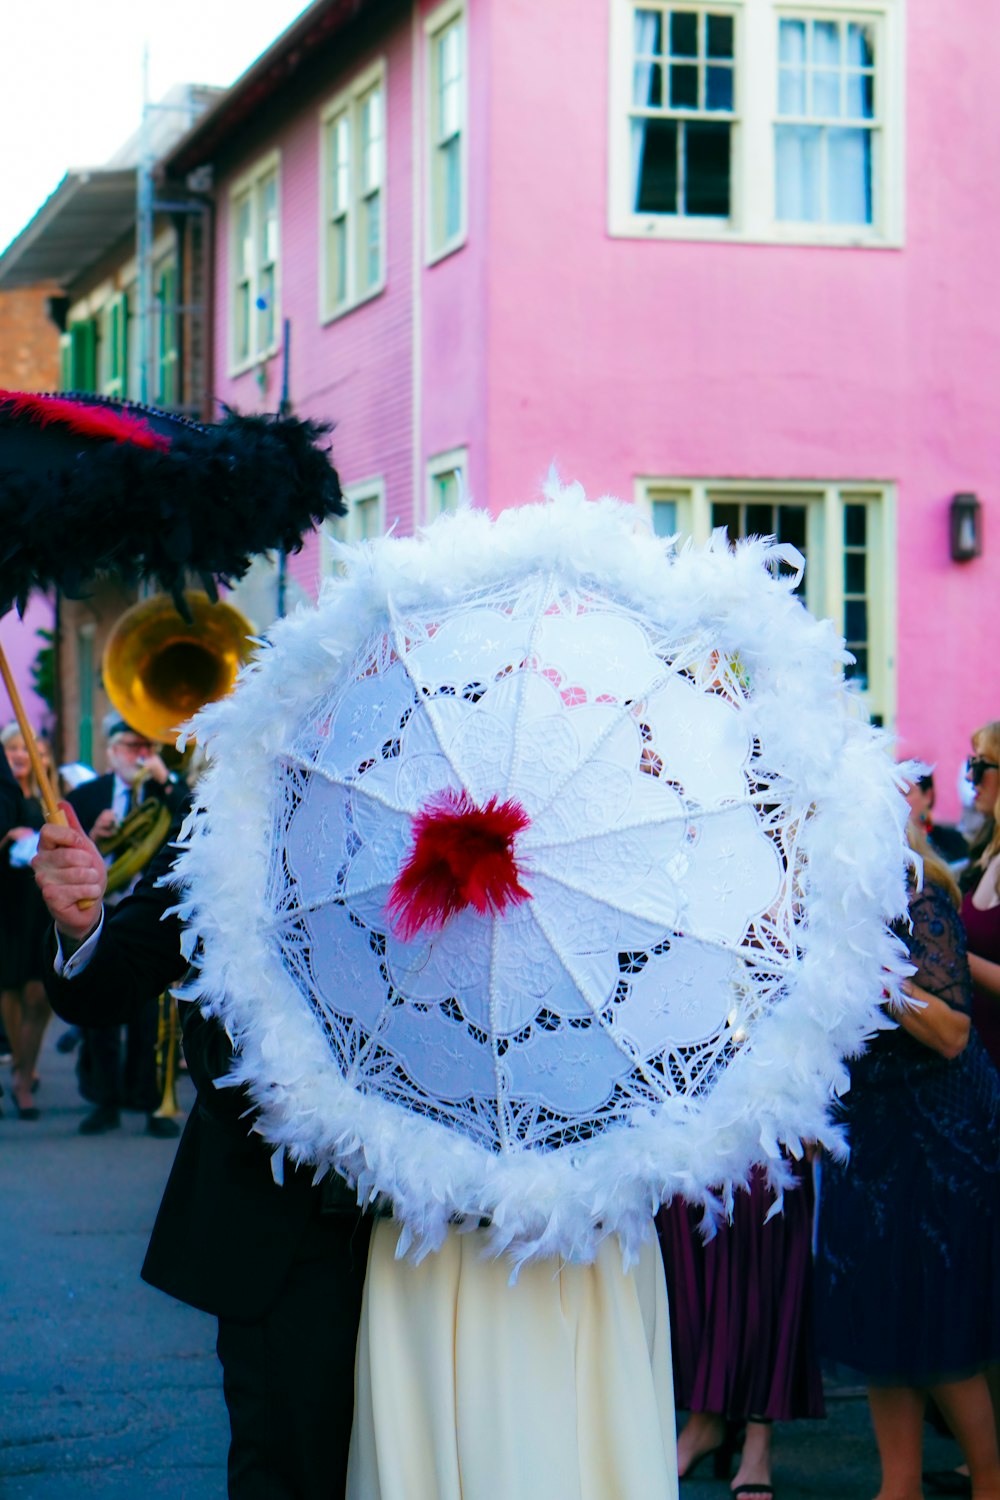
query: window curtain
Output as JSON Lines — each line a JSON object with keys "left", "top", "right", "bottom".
{"left": 630, "top": 11, "right": 661, "bottom": 211}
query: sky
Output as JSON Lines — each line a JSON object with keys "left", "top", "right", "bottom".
{"left": 0, "top": 0, "right": 313, "bottom": 255}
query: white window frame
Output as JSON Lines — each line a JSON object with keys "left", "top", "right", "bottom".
{"left": 634, "top": 474, "right": 897, "bottom": 724}
{"left": 425, "top": 0, "right": 468, "bottom": 264}
{"left": 609, "top": 0, "right": 904, "bottom": 247}
{"left": 321, "top": 477, "right": 387, "bottom": 574}
{"left": 425, "top": 446, "right": 468, "bottom": 519}
{"left": 320, "top": 60, "right": 388, "bottom": 322}
{"left": 229, "top": 150, "right": 282, "bottom": 375}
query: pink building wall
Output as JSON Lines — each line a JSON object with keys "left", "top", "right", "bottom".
{"left": 0, "top": 596, "right": 54, "bottom": 740}
{"left": 207, "top": 0, "right": 998, "bottom": 818}
{"left": 481, "top": 0, "right": 1000, "bottom": 817}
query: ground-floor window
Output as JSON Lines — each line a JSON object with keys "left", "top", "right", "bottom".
{"left": 635, "top": 476, "right": 895, "bottom": 727}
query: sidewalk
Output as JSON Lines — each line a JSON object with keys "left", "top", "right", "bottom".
{"left": 0, "top": 1029, "right": 964, "bottom": 1497}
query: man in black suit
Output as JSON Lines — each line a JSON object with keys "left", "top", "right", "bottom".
{"left": 34, "top": 803, "right": 371, "bottom": 1499}
{"left": 68, "top": 714, "right": 189, "bottom": 1137}
{"left": 0, "top": 740, "right": 23, "bottom": 833}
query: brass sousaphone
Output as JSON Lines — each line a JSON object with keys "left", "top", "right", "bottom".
{"left": 99, "top": 590, "right": 256, "bottom": 893}
{"left": 101, "top": 591, "right": 256, "bottom": 1117}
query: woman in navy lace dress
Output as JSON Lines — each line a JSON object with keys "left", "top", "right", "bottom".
{"left": 815, "top": 833, "right": 1000, "bottom": 1498}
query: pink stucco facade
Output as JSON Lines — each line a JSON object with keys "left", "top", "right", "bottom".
{"left": 207, "top": 0, "right": 998, "bottom": 818}
{"left": 0, "top": 595, "right": 54, "bottom": 739}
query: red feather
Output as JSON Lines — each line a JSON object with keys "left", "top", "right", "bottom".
{"left": 387, "top": 790, "right": 532, "bottom": 940}
{"left": 0, "top": 390, "right": 171, "bottom": 452}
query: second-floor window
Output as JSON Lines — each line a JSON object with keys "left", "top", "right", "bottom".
{"left": 426, "top": 2, "right": 466, "bottom": 260}
{"left": 322, "top": 64, "right": 387, "bottom": 319}
{"left": 611, "top": 0, "right": 902, "bottom": 245}
{"left": 231, "top": 154, "right": 280, "bottom": 369}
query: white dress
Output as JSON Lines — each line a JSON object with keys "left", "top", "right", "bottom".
{"left": 347, "top": 1218, "right": 678, "bottom": 1500}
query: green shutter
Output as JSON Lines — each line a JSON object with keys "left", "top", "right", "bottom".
{"left": 59, "top": 332, "right": 73, "bottom": 391}
{"left": 69, "top": 319, "right": 98, "bottom": 392}
{"left": 117, "top": 293, "right": 129, "bottom": 394}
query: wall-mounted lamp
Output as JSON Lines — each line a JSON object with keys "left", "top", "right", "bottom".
{"left": 950, "top": 492, "right": 982, "bottom": 562}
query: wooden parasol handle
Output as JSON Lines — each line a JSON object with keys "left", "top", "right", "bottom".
{"left": 0, "top": 638, "right": 64, "bottom": 823}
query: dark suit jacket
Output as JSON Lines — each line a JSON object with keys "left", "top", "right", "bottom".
{"left": 0, "top": 746, "right": 24, "bottom": 835}
{"left": 42, "top": 832, "right": 349, "bottom": 1322}
{"left": 69, "top": 770, "right": 188, "bottom": 839}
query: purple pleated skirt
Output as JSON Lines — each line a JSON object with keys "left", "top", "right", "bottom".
{"left": 655, "top": 1161, "right": 825, "bottom": 1422}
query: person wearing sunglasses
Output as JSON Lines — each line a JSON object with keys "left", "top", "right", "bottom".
{"left": 958, "top": 723, "right": 1000, "bottom": 1077}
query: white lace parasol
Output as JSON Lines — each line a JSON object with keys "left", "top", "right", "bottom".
{"left": 174, "top": 485, "right": 911, "bottom": 1267}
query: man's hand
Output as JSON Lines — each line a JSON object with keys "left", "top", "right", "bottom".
{"left": 32, "top": 802, "right": 107, "bottom": 944}
{"left": 136, "top": 751, "right": 170, "bottom": 786}
{"left": 89, "top": 808, "right": 119, "bottom": 842}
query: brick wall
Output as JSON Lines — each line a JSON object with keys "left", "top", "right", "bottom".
{"left": 0, "top": 285, "right": 61, "bottom": 390}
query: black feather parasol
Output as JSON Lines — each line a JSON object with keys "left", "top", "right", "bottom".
{"left": 0, "top": 390, "right": 346, "bottom": 616}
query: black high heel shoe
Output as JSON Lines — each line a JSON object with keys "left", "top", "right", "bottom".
{"left": 679, "top": 1423, "right": 744, "bottom": 1482}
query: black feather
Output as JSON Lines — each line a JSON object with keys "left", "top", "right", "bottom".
{"left": 0, "top": 398, "right": 345, "bottom": 615}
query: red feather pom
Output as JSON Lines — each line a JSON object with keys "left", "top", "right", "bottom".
{"left": 387, "top": 790, "right": 532, "bottom": 940}
{"left": 0, "top": 390, "right": 171, "bottom": 452}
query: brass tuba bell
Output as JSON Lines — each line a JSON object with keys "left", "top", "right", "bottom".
{"left": 102, "top": 590, "right": 256, "bottom": 746}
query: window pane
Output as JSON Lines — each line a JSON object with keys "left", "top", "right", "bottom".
{"left": 355, "top": 495, "right": 380, "bottom": 539}
{"left": 779, "top": 18, "right": 806, "bottom": 65}
{"left": 684, "top": 121, "right": 730, "bottom": 215}
{"left": 362, "top": 192, "right": 381, "bottom": 289}
{"left": 845, "top": 646, "right": 868, "bottom": 687}
{"left": 745, "top": 503, "right": 774, "bottom": 536}
{"left": 332, "top": 116, "right": 351, "bottom": 213}
{"left": 257, "top": 266, "right": 275, "bottom": 347}
{"left": 362, "top": 89, "right": 383, "bottom": 191}
{"left": 845, "top": 70, "right": 875, "bottom": 120}
{"left": 670, "top": 63, "right": 698, "bottom": 108}
{"left": 844, "top": 504, "right": 867, "bottom": 546}
{"left": 432, "top": 469, "right": 461, "bottom": 514}
{"left": 235, "top": 285, "right": 250, "bottom": 361}
{"left": 705, "top": 65, "right": 733, "bottom": 112}
{"left": 706, "top": 14, "right": 733, "bottom": 59}
{"left": 237, "top": 197, "right": 253, "bottom": 276}
{"left": 847, "top": 21, "right": 874, "bottom": 67}
{"left": 442, "top": 136, "right": 462, "bottom": 240}
{"left": 813, "top": 69, "right": 842, "bottom": 117}
{"left": 633, "top": 61, "right": 663, "bottom": 108}
{"left": 844, "top": 550, "right": 866, "bottom": 593}
{"left": 826, "top": 127, "right": 872, "bottom": 224}
{"left": 812, "top": 20, "right": 841, "bottom": 67}
{"left": 711, "top": 501, "right": 740, "bottom": 537}
{"left": 331, "top": 218, "right": 347, "bottom": 304}
{"left": 777, "top": 505, "right": 807, "bottom": 550}
{"left": 651, "top": 499, "right": 678, "bottom": 536}
{"left": 634, "top": 8, "right": 663, "bottom": 55}
{"left": 844, "top": 599, "right": 868, "bottom": 643}
{"left": 778, "top": 67, "right": 806, "bottom": 116}
{"left": 775, "top": 124, "right": 821, "bottom": 221}
{"left": 670, "top": 12, "right": 698, "bottom": 58}
{"left": 633, "top": 118, "right": 678, "bottom": 213}
{"left": 261, "top": 174, "right": 279, "bottom": 267}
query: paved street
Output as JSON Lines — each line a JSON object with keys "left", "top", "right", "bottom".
{"left": 0, "top": 1030, "right": 964, "bottom": 1497}
{"left": 0, "top": 1029, "right": 227, "bottom": 1498}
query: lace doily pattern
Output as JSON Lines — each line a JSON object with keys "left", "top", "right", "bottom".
{"left": 174, "top": 487, "right": 912, "bottom": 1267}
{"left": 266, "top": 577, "right": 797, "bottom": 1157}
